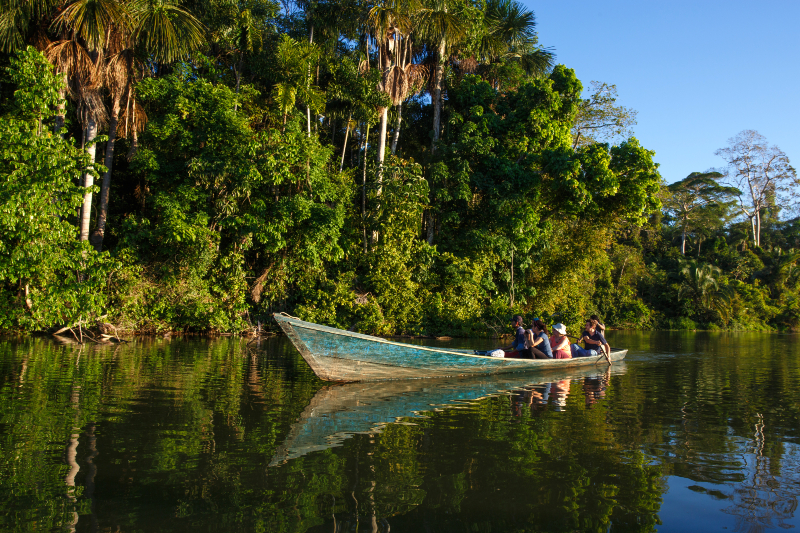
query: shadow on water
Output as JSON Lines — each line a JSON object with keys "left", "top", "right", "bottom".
{"left": 0, "top": 331, "right": 798, "bottom": 532}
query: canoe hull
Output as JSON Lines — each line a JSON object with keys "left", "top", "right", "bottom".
{"left": 274, "top": 314, "right": 627, "bottom": 382}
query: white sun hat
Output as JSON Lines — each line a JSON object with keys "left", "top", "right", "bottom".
{"left": 552, "top": 323, "right": 567, "bottom": 334}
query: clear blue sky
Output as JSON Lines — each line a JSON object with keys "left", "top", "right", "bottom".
{"left": 529, "top": 0, "right": 800, "bottom": 183}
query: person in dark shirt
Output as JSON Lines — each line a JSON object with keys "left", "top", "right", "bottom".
{"left": 528, "top": 319, "right": 553, "bottom": 359}
{"left": 580, "top": 319, "right": 610, "bottom": 362}
{"left": 503, "top": 315, "right": 528, "bottom": 356}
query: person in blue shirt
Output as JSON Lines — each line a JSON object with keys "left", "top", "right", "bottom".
{"left": 528, "top": 319, "right": 553, "bottom": 359}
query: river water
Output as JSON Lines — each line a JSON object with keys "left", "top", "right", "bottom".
{"left": 1, "top": 331, "right": 799, "bottom": 532}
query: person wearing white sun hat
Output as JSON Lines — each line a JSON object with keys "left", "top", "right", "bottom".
{"left": 549, "top": 323, "right": 572, "bottom": 359}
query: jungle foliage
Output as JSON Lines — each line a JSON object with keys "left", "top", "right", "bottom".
{"left": 0, "top": 0, "right": 796, "bottom": 334}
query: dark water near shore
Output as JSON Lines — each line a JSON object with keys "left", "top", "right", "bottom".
{"left": 1, "top": 332, "right": 799, "bottom": 532}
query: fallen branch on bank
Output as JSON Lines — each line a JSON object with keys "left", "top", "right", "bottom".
{"left": 48, "top": 320, "right": 129, "bottom": 345}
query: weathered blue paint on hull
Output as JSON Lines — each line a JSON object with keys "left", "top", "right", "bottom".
{"left": 270, "top": 363, "right": 627, "bottom": 465}
{"left": 273, "top": 313, "right": 627, "bottom": 382}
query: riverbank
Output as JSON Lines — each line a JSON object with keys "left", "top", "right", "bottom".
{"left": 2, "top": 317, "right": 784, "bottom": 345}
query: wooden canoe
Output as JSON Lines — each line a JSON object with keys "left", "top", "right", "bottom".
{"left": 269, "top": 363, "right": 627, "bottom": 465}
{"left": 273, "top": 313, "right": 627, "bottom": 382}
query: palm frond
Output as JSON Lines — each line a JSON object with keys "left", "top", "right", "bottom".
{"left": 131, "top": 0, "right": 206, "bottom": 64}
{"left": 45, "top": 39, "right": 98, "bottom": 93}
{"left": 384, "top": 64, "right": 409, "bottom": 106}
{"left": 77, "top": 87, "right": 108, "bottom": 128}
{"left": 0, "top": 0, "right": 58, "bottom": 52}
{"left": 235, "top": 9, "right": 262, "bottom": 54}
{"left": 51, "top": 0, "right": 131, "bottom": 51}
{"left": 517, "top": 47, "right": 555, "bottom": 76}
{"left": 416, "top": 0, "right": 468, "bottom": 44}
{"left": 106, "top": 48, "right": 144, "bottom": 98}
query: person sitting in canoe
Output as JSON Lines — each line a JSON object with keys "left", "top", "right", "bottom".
{"left": 579, "top": 319, "right": 610, "bottom": 360}
{"left": 549, "top": 323, "right": 572, "bottom": 359}
{"left": 502, "top": 315, "right": 528, "bottom": 357}
{"left": 528, "top": 319, "right": 553, "bottom": 359}
{"left": 590, "top": 314, "right": 606, "bottom": 334}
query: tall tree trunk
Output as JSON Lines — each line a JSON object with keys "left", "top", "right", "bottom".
{"left": 431, "top": 36, "right": 447, "bottom": 153}
{"left": 307, "top": 24, "right": 313, "bottom": 137}
{"left": 426, "top": 211, "right": 434, "bottom": 244}
{"left": 233, "top": 58, "right": 242, "bottom": 112}
{"left": 755, "top": 210, "right": 761, "bottom": 247}
{"left": 681, "top": 223, "right": 687, "bottom": 255}
{"left": 362, "top": 123, "right": 370, "bottom": 252}
{"left": 340, "top": 112, "right": 352, "bottom": 172}
{"left": 128, "top": 97, "right": 140, "bottom": 161}
{"left": 750, "top": 215, "right": 757, "bottom": 247}
{"left": 79, "top": 117, "right": 99, "bottom": 242}
{"left": 376, "top": 107, "right": 388, "bottom": 190}
{"left": 128, "top": 127, "right": 139, "bottom": 159}
{"left": 510, "top": 251, "right": 514, "bottom": 307}
{"left": 92, "top": 97, "right": 121, "bottom": 251}
{"left": 391, "top": 103, "right": 402, "bottom": 154}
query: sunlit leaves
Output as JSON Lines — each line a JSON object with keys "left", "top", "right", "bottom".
{"left": 0, "top": 48, "right": 113, "bottom": 329}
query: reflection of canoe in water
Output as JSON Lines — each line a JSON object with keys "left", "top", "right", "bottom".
{"left": 273, "top": 313, "right": 627, "bottom": 382}
{"left": 269, "top": 363, "right": 626, "bottom": 466}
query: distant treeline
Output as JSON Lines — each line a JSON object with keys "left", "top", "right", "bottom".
{"left": 0, "top": 0, "right": 795, "bottom": 335}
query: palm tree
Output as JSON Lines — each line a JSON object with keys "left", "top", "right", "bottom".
{"left": 327, "top": 54, "right": 388, "bottom": 172}
{"left": 130, "top": 0, "right": 204, "bottom": 65}
{"left": 710, "top": 285, "right": 736, "bottom": 326}
{"left": 273, "top": 34, "right": 325, "bottom": 130}
{"left": 205, "top": 4, "right": 263, "bottom": 112}
{"left": 2, "top": 0, "right": 204, "bottom": 249}
{"left": 91, "top": 44, "right": 147, "bottom": 250}
{"left": 478, "top": 0, "right": 553, "bottom": 88}
{"left": 368, "top": 0, "right": 425, "bottom": 174}
{"left": 46, "top": 0, "right": 127, "bottom": 243}
{"left": 679, "top": 259, "right": 730, "bottom": 321}
{"left": 91, "top": 0, "right": 204, "bottom": 250}
{"left": 416, "top": 0, "right": 467, "bottom": 153}
{"left": 231, "top": 9, "right": 262, "bottom": 111}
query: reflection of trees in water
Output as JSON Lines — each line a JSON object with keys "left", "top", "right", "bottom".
{"left": 0, "top": 337, "right": 323, "bottom": 532}
{"left": 13, "top": 333, "right": 800, "bottom": 532}
{"left": 724, "top": 413, "right": 798, "bottom": 533}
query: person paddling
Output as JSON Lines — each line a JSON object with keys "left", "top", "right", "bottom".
{"left": 590, "top": 314, "right": 606, "bottom": 334}
{"left": 580, "top": 319, "right": 611, "bottom": 365}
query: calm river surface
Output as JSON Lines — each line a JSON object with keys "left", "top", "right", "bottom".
{"left": 1, "top": 331, "right": 799, "bottom": 532}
